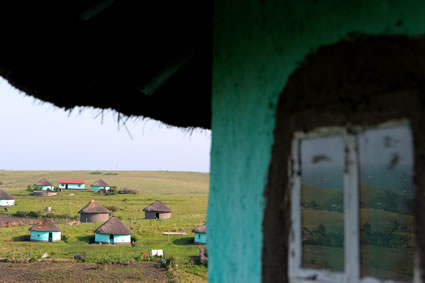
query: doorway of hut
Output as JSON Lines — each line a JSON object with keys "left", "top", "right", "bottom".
{"left": 156, "top": 213, "right": 159, "bottom": 219}
{"left": 48, "top": 232, "right": 52, "bottom": 242}
{"left": 109, "top": 234, "right": 114, "bottom": 244}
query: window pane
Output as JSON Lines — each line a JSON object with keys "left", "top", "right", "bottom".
{"left": 300, "top": 135, "right": 345, "bottom": 272}
{"left": 358, "top": 125, "right": 415, "bottom": 281}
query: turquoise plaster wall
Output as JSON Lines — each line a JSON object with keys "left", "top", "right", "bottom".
{"left": 34, "top": 185, "right": 54, "bottom": 191}
{"left": 95, "top": 233, "right": 110, "bottom": 243}
{"left": 91, "top": 186, "right": 110, "bottom": 191}
{"left": 30, "top": 231, "right": 61, "bottom": 242}
{"left": 209, "top": 1, "right": 425, "bottom": 282}
{"left": 95, "top": 233, "right": 130, "bottom": 244}
{"left": 59, "top": 183, "right": 85, "bottom": 190}
{"left": 195, "top": 233, "right": 207, "bottom": 244}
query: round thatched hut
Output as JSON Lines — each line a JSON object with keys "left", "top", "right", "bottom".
{"left": 29, "top": 218, "right": 62, "bottom": 242}
{"left": 0, "top": 190, "right": 15, "bottom": 206}
{"left": 192, "top": 224, "right": 207, "bottom": 244}
{"left": 91, "top": 179, "right": 111, "bottom": 191}
{"left": 33, "top": 178, "right": 54, "bottom": 191}
{"left": 78, "top": 200, "right": 110, "bottom": 223}
{"left": 143, "top": 200, "right": 172, "bottom": 219}
{"left": 94, "top": 216, "right": 133, "bottom": 244}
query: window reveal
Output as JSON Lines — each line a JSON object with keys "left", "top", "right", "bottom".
{"left": 288, "top": 122, "right": 416, "bottom": 283}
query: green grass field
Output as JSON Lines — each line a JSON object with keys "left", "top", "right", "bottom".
{"left": 0, "top": 170, "right": 209, "bottom": 282}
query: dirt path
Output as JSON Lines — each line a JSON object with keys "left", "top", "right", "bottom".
{"left": 0, "top": 261, "right": 170, "bottom": 282}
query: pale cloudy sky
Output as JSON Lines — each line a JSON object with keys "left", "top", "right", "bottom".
{"left": 0, "top": 78, "right": 211, "bottom": 172}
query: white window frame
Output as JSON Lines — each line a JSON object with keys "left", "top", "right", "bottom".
{"left": 288, "top": 120, "right": 420, "bottom": 283}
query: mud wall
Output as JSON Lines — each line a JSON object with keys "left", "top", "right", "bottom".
{"left": 80, "top": 213, "right": 109, "bottom": 223}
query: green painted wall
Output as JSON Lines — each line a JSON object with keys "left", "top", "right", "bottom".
{"left": 209, "top": 1, "right": 425, "bottom": 282}
{"left": 30, "top": 231, "right": 61, "bottom": 242}
{"left": 33, "top": 185, "right": 54, "bottom": 191}
{"left": 95, "top": 233, "right": 131, "bottom": 244}
{"left": 194, "top": 232, "right": 207, "bottom": 244}
{"left": 91, "top": 185, "right": 110, "bottom": 191}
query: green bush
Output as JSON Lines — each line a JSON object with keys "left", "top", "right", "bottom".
{"left": 28, "top": 211, "right": 41, "bottom": 218}
{"left": 26, "top": 185, "right": 32, "bottom": 192}
{"left": 13, "top": 211, "right": 26, "bottom": 217}
{"left": 90, "top": 171, "right": 102, "bottom": 175}
{"left": 105, "top": 205, "right": 119, "bottom": 212}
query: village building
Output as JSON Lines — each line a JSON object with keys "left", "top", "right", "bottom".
{"left": 5, "top": 2, "right": 425, "bottom": 282}
{"left": 91, "top": 179, "right": 110, "bottom": 191}
{"left": 58, "top": 180, "right": 85, "bottom": 190}
{"left": 0, "top": 190, "right": 15, "bottom": 206}
{"left": 78, "top": 200, "right": 110, "bottom": 223}
{"left": 94, "top": 216, "right": 133, "bottom": 245}
{"left": 33, "top": 178, "right": 54, "bottom": 191}
{"left": 29, "top": 218, "right": 62, "bottom": 242}
{"left": 192, "top": 224, "right": 207, "bottom": 244}
{"left": 143, "top": 200, "right": 172, "bottom": 219}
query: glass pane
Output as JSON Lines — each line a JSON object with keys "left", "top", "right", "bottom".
{"left": 358, "top": 125, "right": 415, "bottom": 281}
{"left": 300, "top": 135, "right": 345, "bottom": 272}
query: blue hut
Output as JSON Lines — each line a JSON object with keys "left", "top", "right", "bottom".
{"left": 94, "top": 216, "right": 133, "bottom": 244}
{"left": 91, "top": 179, "right": 110, "bottom": 191}
{"left": 33, "top": 178, "right": 54, "bottom": 191}
{"left": 0, "top": 190, "right": 15, "bottom": 206}
{"left": 192, "top": 224, "right": 207, "bottom": 244}
{"left": 29, "top": 219, "right": 62, "bottom": 242}
{"left": 58, "top": 180, "right": 85, "bottom": 190}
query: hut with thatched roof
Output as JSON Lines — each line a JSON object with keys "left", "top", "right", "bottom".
{"left": 143, "top": 200, "right": 172, "bottom": 219}
{"left": 79, "top": 200, "right": 110, "bottom": 223}
{"left": 29, "top": 218, "right": 62, "bottom": 242}
{"left": 94, "top": 216, "right": 133, "bottom": 244}
{"left": 0, "top": 190, "right": 15, "bottom": 206}
{"left": 91, "top": 179, "right": 111, "bottom": 191}
{"left": 33, "top": 178, "right": 55, "bottom": 191}
{"left": 192, "top": 224, "right": 207, "bottom": 244}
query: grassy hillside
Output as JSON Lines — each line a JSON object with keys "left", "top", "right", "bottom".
{"left": 0, "top": 170, "right": 209, "bottom": 195}
{"left": 0, "top": 170, "right": 209, "bottom": 282}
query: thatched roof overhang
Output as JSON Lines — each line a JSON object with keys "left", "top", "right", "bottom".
{"left": 29, "top": 218, "right": 62, "bottom": 232}
{"left": 0, "top": 1, "right": 211, "bottom": 129}
{"left": 34, "top": 178, "right": 53, "bottom": 186}
{"left": 91, "top": 179, "right": 109, "bottom": 187}
{"left": 192, "top": 224, "right": 206, "bottom": 234}
{"left": 143, "top": 200, "right": 172, "bottom": 213}
{"left": 94, "top": 216, "right": 133, "bottom": 235}
{"left": 79, "top": 200, "right": 110, "bottom": 214}
{"left": 0, "top": 190, "right": 14, "bottom": 200}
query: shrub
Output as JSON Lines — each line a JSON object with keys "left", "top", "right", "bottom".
{"left": 26, "top": 185, "right": 32, "bottom": 192}
{"left": 96, "top": 255, "right": 112, "bottom": 269}
{"left": 28, "top": 211, "right": 41, "bottom": 218}
{"left": 90, "top": 171, "right": 102, "bottom": 175}
{"left": 62, "top": 235, "right": 69, "bottom": 243}
{"left": 13, "top": 211, "right": 41, "bottom": 218}
{"left": 105, "top": 205, "right": 119, "bottom": 212}
{"left": 104, "top": 172, "right": 119, "bottom": 175}
{"left": 13, "top": 211, "right": 28, "bottom": 217}
{"left": 119, "top": 188, "right": 139, "bottom": 194}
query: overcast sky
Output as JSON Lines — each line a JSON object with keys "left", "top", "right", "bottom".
{"left": 0, "top": 78, "right": 211, "bottom": 172}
